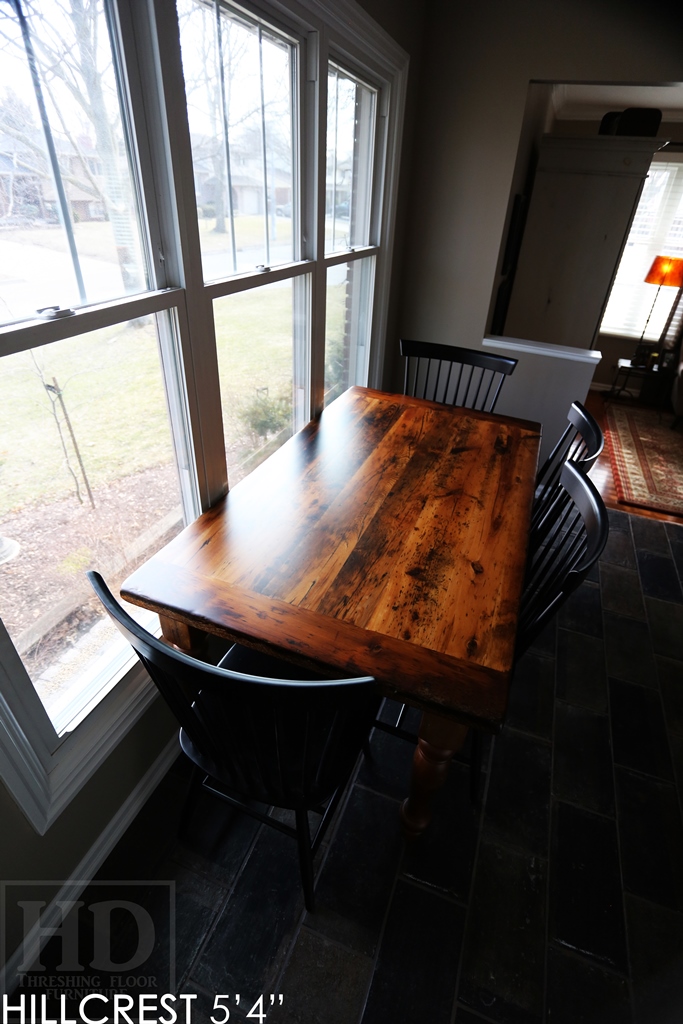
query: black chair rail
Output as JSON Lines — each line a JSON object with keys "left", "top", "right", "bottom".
{"left": 87, "top": 571, "right": 378, "bottom": 912}
{"left": 518, "top": 460, "right": 609, "bottom": 655}
{"left": 532, "top": 400, "right": 604, "bottom": 528}
{"left": 400, "top": 338, "right": 517, "bottom": 414}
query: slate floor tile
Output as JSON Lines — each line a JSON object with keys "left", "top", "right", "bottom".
{"left": 189, "top": 826, "right": 304, "bottom": 995}
{"left": 609, "top": 678, "right": 673, "bottom": 781}
{"left": 668, "top": 733, "right": 683, "bottom": 793}
{"left": 357, "top": 724, "right": 415, "bottom": 801}
{"left": 455, "top": 1010, "right": 498, "bottom": 1024}
{"left": 636, "top": 549, "right": 683, "bottom": 603}
{"left": 95, "top": 756, "right": 192, "bottom": 882}
{"left": 586, "top": 557, "right": 600, "bottom": 583}
{"left": 657, "top": 656, "right": 683, "bottom": 734}
{"left": 553, "top": 702, "right": 614, "bottom": 815}
{"left": 507, "top": 648, "right": 555, "bottom": 740}
{"left": 482, "top": 728, "right": 551, "bottom": 856}
{"left": 305, "top": 786, "right": 403, "bottom": 956}
{"left": 668, "top": 527, "right": 683, "bottom": 582}
{"left": 625, "top": 894, "right": 683, "bottom": 1024}
{"left": 361, "top": 880, "right": 465, "bottom": 1024}
{"left": 600, "top": 526, "right": 636, "bottom": 570}
{"left": 556, "top": 630, "right": 607, "bottom": 711}
{"left": 665, "top": 522, "right": 683, "bottom": 544}
{"left": 402, "top": 760, "right": 479, "bottom": 901}
{"left": 645, "top": 597, "right": 683, "bottom": 661}
{"left": 603, "top": 611, "right": 656, "bottom": 686}
{"left": 558, "top": 581, "right": 603, "bottom": 637}
{"left": 631, "top": 516, "right": 670, "bottom": 554}
{"left": 458, "top": 838, "right": 546, "bottom": 1024}
{"left": 108, "top": 861, "right": 228, "bottom": 991}
{"left": 549, "top": 801, "right": 628, "bottom": 973}
{"left": 274, "top": 927, "right": 373, "bottom": 1024}
{"left": 173, "top": 790, "right": 261, "bottom": 886}
{"left": 607, "top": 509, "right": 632, "bottom": 534}
{"left": 528, "top": 618, "right": 557, "bottom": 658}
{"left": 615, "top": 768, "right": 683, "bottom": 911}
{"left": 599, "top": 563, "right": 645, "bottom": 621}
{"left": 545, "top": 947, "right": 632, "bottom": 1024}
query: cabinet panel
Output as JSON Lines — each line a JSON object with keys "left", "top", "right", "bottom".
{"left": 503, "top": 136, "right": 665, "bottom": 349}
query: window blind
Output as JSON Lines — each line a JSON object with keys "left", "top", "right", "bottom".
{"left": 600, "top": 155, "right": 683, "bottom": 341}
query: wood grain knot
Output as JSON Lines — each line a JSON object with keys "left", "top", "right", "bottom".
{"left": 466, "top": 636, "right": 478, "bottom": 655}
{"left": 494, "top": 435, "right": 510, "bottom": 454}
{"left": 406, "top": 566, "right": 426, "bottom": 580}
{"left": 471, "top": 561, "right": 484, "bottom": 575}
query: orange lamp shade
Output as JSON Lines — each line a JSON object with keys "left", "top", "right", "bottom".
{"left": 644, "top": 255, "right": 683, "bottom": 288}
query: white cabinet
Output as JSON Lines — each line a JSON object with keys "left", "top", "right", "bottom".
{"left": 482, "top": 335, "right": 602, "bottom": 464}
{"left": 503, "top": 136, "right": 665, "bottom": 350}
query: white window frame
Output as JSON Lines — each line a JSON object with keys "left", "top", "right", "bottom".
{"left": 0, "top": 0, "right": 407, "bottom": 834}
{"left": 600, "top": 152, "right": 683, "bottom": 341}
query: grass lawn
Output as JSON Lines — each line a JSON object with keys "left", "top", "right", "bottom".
{"left": 0, "top": 285, "right": 311, "bottom": 517}
{"left": 197, "top": 214, "right": 293, "bottom": 253}
{"left": 0, "top": 217, "right": 356, "bottom": 516}
{"left": 0, "top": 318, "right": 176, "bottom": 516}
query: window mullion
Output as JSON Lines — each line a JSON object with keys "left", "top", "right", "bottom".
{"left": 309, "top": 28, "right": 328, "bottom": 417}
{"left": 141, "top": 0, "right": 229, "bottom": 510}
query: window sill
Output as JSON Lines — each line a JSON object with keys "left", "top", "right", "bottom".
{"left": 0, "top": 660, "right": 159, "bottom": 835}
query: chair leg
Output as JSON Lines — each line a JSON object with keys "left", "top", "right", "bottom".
{"left": 295, "top": 808, "right": 316, "bottom": 913}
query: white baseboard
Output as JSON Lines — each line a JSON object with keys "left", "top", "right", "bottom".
{"left": 0, "top": 736, "right": 179, "bottom": 996}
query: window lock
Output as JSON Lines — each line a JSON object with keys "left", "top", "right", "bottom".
{"left": 36, "top": 306, "right": 75, "bottom": 319}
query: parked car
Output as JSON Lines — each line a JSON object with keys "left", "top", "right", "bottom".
{"left": 276, "top": 202, "right": 292, "bottom": 217}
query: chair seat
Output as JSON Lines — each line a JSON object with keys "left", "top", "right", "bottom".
{"left": 87, "top": 571, "right": 378, "bottom": 913}
{"left": 218, "top": 642, "right": 323, "bottom": 680}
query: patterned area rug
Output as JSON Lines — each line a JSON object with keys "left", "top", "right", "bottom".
{"left": 604, "top": 402, "right": 683, "bottom": 516}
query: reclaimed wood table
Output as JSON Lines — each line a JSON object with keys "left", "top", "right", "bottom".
{"left": 122, "top": 386, "right": 541, "bottom": 836}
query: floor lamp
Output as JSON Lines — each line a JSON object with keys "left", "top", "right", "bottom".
{"left": 640, "top": 255, "right": 683, "bottom": 340}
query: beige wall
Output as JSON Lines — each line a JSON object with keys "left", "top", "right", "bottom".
{"left": 0, "top": 698, "right": 177, "bottom": 960}
{"left": 356, "top": 0, "right": 428, "bottom": 392}
{"left": 379, "top": 0, "right": 683, "bottom": 387}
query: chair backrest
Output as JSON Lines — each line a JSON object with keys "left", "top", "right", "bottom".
{"left": 87, "top": 572, "right": 377, "bottom": 810}
{"left": 401, "top": 338, "right": 517, "bottom": 413}
{"left": 532, "top": 400, "right": 604, "bottom": 524}
{"left": 517, "top": 461, "right": 609, "bottom": 656}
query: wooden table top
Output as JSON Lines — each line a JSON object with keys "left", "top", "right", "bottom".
{"left": 122, "top": 387, "right": 541, "bottom": 729}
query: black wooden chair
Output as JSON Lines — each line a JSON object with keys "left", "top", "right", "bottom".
{"left": 400, "top": 338, "right": 518, "bottom": 413}
{"left": 518, "top": 460, "right": 609, "bottom": 654}
{"left": 531, "top": 400, "right": 604, "bottom": 529}
{"left": 87, "top": 571, "right": 379, "bottom": 912}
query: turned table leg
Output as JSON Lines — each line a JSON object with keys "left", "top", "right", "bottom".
{"left": 159, "top": 614, "right": 208, "bottom": 656}
{"left": 400, "top": 712, "right": 469, "bottom": 839}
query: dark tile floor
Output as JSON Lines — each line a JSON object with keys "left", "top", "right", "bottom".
{"left": 29, "top": 510, "right": 683, "bottom": 1023}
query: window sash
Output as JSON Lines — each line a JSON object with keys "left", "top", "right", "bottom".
{"left": 601, "top": 156, "right": 683, "bottom": 341}
{"left": 0, "top": 0, "right": 408, "bottom": 831}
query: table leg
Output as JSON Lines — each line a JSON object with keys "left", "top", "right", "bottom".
{"left": 159, "top": 614, "right": 207, "bottom": 656}
{"left": 400, "top": 712, "right": 469, "bottom": 839}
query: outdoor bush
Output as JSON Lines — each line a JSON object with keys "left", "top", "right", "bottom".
{"left": 239, "top": 389, "right": 291, "bottom": 439}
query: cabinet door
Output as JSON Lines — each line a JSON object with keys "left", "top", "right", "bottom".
{"left": 503, "top": 136, "right": 663, "bottom": 349}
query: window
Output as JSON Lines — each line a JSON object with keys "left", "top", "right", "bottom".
{"left": 0, "top": 0, "right": 407, "bottom": 831}
{"left": 600, "top": 155, "right": 683, "bottom": 340}
{"left": 0, "top": 0, "right": 194, "bottom": 741}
